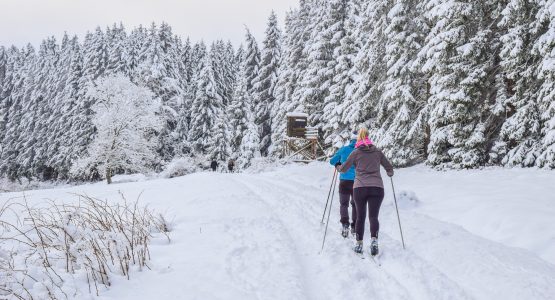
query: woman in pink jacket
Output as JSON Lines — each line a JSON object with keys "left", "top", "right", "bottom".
{"left": 335, "top": 128, "right": 394, "bottom": 256}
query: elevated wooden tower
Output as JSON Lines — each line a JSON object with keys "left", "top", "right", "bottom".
{"left": 283, "top": 112, "right": 325, "bottom": 162}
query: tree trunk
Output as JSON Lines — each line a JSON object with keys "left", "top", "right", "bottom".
{"left": 106, "top": 167, "right": 112, "bottom": 184}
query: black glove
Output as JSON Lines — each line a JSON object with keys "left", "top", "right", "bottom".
{"left": 335, "top": 162, "right": 342, "bottom": 167}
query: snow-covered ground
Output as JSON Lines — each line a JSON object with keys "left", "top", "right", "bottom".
{"left": 1, "top": 162, "right": 554, "bottom": 299}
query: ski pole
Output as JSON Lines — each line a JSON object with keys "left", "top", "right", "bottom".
{"left": 390, "top": 177, "right": 406, "bottom": 250}
{"left": 320, "top": 169, "right": 338, "bottom": 224}
{"left": 320, "top": 172, "right": 338, "bottom": 253}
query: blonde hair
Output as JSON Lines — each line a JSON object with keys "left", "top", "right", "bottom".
{"left": 357, "top": 127, "right": 369, "bottom": 142}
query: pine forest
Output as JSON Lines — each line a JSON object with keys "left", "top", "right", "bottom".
{"left": 1, "top": 0, "right": 555, "bottom": 183}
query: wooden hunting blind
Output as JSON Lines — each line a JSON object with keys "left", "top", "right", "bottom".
{"left": 287, "top": 113, "right": 308, "bottom": 138}
{"left": 284, "top": 112, "right": 325, "bottom": 162}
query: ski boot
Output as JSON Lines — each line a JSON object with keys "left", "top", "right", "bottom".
{"left": 370, "top": 238, "right": 379, "bottom": 256}
{"left": 341, "top": 223, "right": 349, "bottom": 238}
{"left": 353, "top": 240, "right": 363, "bottom": 254}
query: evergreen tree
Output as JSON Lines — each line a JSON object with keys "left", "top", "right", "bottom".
{"left": 535, "top": 0, "right": 555, "bottom": 168}
{"left": 188, "top": 54, "right": 224, "bottom": 156}
{"left": 232, "top": 46, "right": 261, "bottom": 168}
{"left": 418, "top": 0, "right": 503, "bottom": 168}
{"left": 321, "top": 0, "right": 356, "bottom": 147}
{"left": 271, "top": 3, "right": 311, "bottom": 156}
{"left": 237, "top": 115, "right": 261, "bottom": 169}
{"left": 106, "top": 23, "right": 128, "bottom": 75}
{"left": 228, "top": 57, "right": 252, "bottom": 153}
{"left": 342, "top": 0, "right": 389, "bottom": 139}
{"left": 375, "top": 0, "right": 428, "bottom": 166}
{"left": 252, "top": 11, "right": 282, "bottom": 156}
{"left": 297, "top": 0, "right": 332, "bottom": 126}
{"left": 490, "top": 0, "right": 544, "bottom": 167}
{"left": 244, "top": 28, "right": 261, "bottom": 93}
{"left": 136, "top": 23, "right": 185, "bottom": 161}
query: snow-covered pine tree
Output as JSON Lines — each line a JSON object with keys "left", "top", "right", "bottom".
{"left": 136, "top": 23, "right": 184, "bottom": 162}
{"left": 57, "top": 36, "right": 94, "bottom": 178}
{"left": 233, "top": 44, "right": 245, "bottom": 79}
{"left": 244, "top": 28, "right": 261, "bottom": 93}
{"left": 237, "top": 115, "right": 261, "bottom": 169}
{"left": 232, "top": 48, "right": 261, "bottom": 168}
{"left": 297, "top": 0, "right": 332, "bottom": 127}
{"left": 0, "top": 46, "right": 15, "bottom": 176}
{"left": 0, "top": 45, "right": 37, "bottom": 180}
{"left": 0, "top": 46, "right": 6, "bottom": 149}
{"left": 270, "top": 2, "right": 312, "bottom": 157}
{"left": 252, "top": 11, "right": 282, "bottom": 156}
{"left": 82, "top": 27, "right": 108, "bottom": 81}
{"left": 71, "top": 74, "right": 163, "bottom": 183}
{"left": 172, "top": 37, "right": 193, "bottom": 157}
{"left": 106, "top": 23, "right": 128, "bottom": 75}
{"left": 210, "top": 40, "right": 236, "bottom": 106}
{"left": 209, "top": 114, "right": 231, "bottom": 162}
{"left": 181, "top": 38, "right": 193, "bottom": 86}
{"left": 342, "top": 0, "right": 390, "bottom": 139}
{"left": 419, "top": 0, "right": 503, "bottom": 168}
{"left": 44, "top": 34, "right": 75, "bottom": 179}
{"left": 320, "top": 0, "right": 357, "bottom": 148}
{"left": 0, "top": 46, "right": 5, "bottom": 92}
{"left": 176, "top": 42, "right": 208, "bottom": 157}
{"left": 127, "top": 25, "right": 147, "bottom": 75}
{"left": 188, "top": 53, "right": 224, "bottom": 157}
{"left": 22, "top": 40, "right": 55, "bottom": 180}
{"left": 225, "top": 41, "right": 238, "bottom": 100}
{"left": 228, "top": 54, "right": 251, "bottom": 153}
{"left": 535, "top": 0, "right": 555, "bottom": 168}
{"left": 374, "top": 0, "right": 428, "bottom": 166}
{"left": 490, "top": 0, "right": 544, "bottom": 167}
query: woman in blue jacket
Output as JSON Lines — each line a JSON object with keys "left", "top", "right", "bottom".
{"left": 329, "top": 132, "right": 357, "bottom": 238}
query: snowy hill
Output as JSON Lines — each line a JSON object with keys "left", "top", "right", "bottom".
{"left": 1, "top": 163, "right": 554, "bottom": 299}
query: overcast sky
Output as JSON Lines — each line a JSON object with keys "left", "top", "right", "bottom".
{"left": 0, "top": 0, "right": 299, "bottom": 48}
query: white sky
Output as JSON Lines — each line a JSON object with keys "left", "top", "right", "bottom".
{"left": 0, "top": 0, "right": 299, "bottom": 48}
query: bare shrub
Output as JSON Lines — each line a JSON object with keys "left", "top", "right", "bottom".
{"left": 0, "top": 194, "right": 170, "bottom": 299}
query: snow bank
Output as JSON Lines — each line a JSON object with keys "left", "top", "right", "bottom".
{"left": 243, "top": 157, "right": 291, "bottom": 173}
{"left": 393, "top": 164, "right": 555, "bottom": 264}
{"left": 0, "top": 177, "right": 71, "bottom": 193}
{"left": 159, "top": 157, "right": 200, "bottom": 178}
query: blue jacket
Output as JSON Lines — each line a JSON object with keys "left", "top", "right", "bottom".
{"left": 329, "top": 140, "right": 356, "bottom": 181}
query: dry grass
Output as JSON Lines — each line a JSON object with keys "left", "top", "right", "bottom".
{"left": 0, "top": 193, "right": 170, "bottom": 299}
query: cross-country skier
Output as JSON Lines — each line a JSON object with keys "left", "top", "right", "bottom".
{"left": 211, "top": 160, "right": 218, "bottom": 172}
{"left": 228, "top": 159, "right": 235, "bottom": 173}
{"left": 329, "top": 131, "right": 358, "bottom": 238}
{"left": 335, "top": 128, "right": 394, "bottom": 256}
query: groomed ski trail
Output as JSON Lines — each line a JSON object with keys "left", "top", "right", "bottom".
{"left": 225, "top": 166, "right": 555, "bottom": 300}
{"left": 233, "top": 173, "right": 472, "bottom": 300}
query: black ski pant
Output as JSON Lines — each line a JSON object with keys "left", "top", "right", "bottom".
{"left": 353, "top": 186, "right": 384, "bottom": 241}
{"left": 338, "top": 180, "right": 356, "bottom": 228}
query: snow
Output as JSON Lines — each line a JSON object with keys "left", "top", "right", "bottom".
{"left": 1, "top": 163, "right": 555, "bottom": 299}
{"left": 286, "top": 112, "right": 309, "bottom": 117}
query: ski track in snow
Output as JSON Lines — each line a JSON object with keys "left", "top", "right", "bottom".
{"left": 2, "top": 163, "right": 555, "bottom": 299}
{"left": 237, "top": 173, "right": 472, "bottom": 300}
